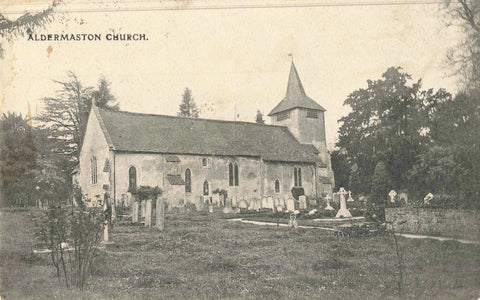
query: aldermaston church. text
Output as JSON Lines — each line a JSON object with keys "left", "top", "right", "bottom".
{"left": 75, "top": 62, "right": 334, "bottom": 208}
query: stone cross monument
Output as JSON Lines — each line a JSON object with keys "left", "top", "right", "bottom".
{"left": 335, "top": 187, "right": 352, "bottom": 218}
{"left": 325, "top": 194, "right": 334, "bottom": 210}
{"left": 389, "top": 190, "right": 397, "bottom": 203}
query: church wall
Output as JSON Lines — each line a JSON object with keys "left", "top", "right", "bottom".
{"left": 78, "top": 110, "right": 111, "bottom": 205}
{"left": 264, "top": 161, "right": 316, "bottom": 199}
{"left": 113, "top": 153, "right": 264, "bottom": 207}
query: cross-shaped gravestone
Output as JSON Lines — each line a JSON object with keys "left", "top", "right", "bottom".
{"left": 389, "top": 190, "right": 397, "bottom": 203}
{"left": 325, "top": 194, "right": 334, "bottom": 210}
{"left": 335, "top": 187, "right": 352, "bottom": 218}
{"left": 347, "top": 190, "right": 354, "bottom": 202}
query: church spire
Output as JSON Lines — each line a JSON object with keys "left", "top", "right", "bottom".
{"left": 285, "top": 61, "right": 306, "bottom": 99}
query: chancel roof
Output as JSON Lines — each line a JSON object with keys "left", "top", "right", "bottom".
{"left": 268, "top": 62, "right": 326, "bottom": 116}
{"left": 95, "top": 107, "right": 321, "bottom": 163}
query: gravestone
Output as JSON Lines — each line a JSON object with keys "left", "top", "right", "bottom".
{"left": 261, "top": 197, "right": 268, "bottom": 209}
{"left": 286, "top": 198, "right": 295, "bottom": 211}
{"left": 208, "top": 204, "right": 214, "bottom": 213}
{"left": 156, "top": 199, "right": 164, "bottom": 230}
{"left": 308, "top": 209, "right": 317, "bottom": 215}
{"left": 232, "top": 196, "right": 237, "bottom": 207}
{"left": 222, "top": 206, "right": 233, "bottom": 214}
{"left": 424, "top": 193, "right": 433, "bottom": 204}
{"left": 398, "top": 192, "right": 408, "bottom": 206}
{"left": 288, "top": 210, "right": 299, "bottom": 229}
{"left": 267, "top": 197, "right": 274, "bottom": 211}
{"left": 132, "top": 201, "right": 139, "bottom": 223}
{"left": 389, "top": 190, "right": 397, "bottom": 203}
{"left": 276, "top": 205, "right": 283, "bottom": 212}
{"left": 325, "top": 194, "right": 334, "bottom": 210}
{"left": 335, "top": 187, "right": 352, "bottom": 218}
{"left": 141, "top": 200, "right": 146, "bottom": 217}
{"left": 195, "top": 197, "right": 204, "bottom": 211}
{"left": 145, "top": 199, "right": 152, "bottom": 227}
{"left": 347, "top": 190, "right": 354, "bottom": 202}
{"left": 212, "top": 193, "right": 220, "bottom": 205}
{"left": 309, "top": 198, "right": 317, "bottom": 206}
{"left": 103, "top": 220, "right": 109, "bottom": 243}
{"left": 279, "top": 198, "right": 285, "bottom": 208}
{"left": 299, "top": 195, "right": 307, "bottom": 210}
{"left": 238, "top": 200, "right": 248, "bottom": 209}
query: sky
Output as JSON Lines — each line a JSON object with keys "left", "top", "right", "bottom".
{"left": 1, "top": 0, "right": 463, "bottom": 148}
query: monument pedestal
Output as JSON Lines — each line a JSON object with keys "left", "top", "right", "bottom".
{"left": 335, "top": 208, "right": 352, "bottom": 218}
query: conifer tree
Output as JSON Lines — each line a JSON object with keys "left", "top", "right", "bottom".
{"left": 178, "top": 88, "right": 199, "bottom": 118}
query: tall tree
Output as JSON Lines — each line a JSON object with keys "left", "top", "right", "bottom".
{"left": 178, "top": 88, "right": 199, "bottom": 118}
{"left": 445, "top": 0, "right": 480, "bottom": 92}
{"left": 336, "top": 67, "right": 451, "bottom": 192}
{"left": 92, "top": 76, "right": 119, "bottom": 111}
{"left": 330, "top": 149, "right": 349, "bottom": 191}
{"left": 37, "top": 72, "right": 119, "bottom": 162}
{"left": 0, "top": 112, "right": 37, "bottom": 187}
{"left": 255, "top": 110, "right": 265, "bottom": 124}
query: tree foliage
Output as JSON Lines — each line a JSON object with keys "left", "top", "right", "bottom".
{"left": 445, "top": 0, "right": 480, "bottom": 92}
{"left": 37, "top": 72, "right": 119, "bottom": 162}
{"left": 178, "top": 88, "right": 199, "bottom": 118}
{"left": 336, "top": 67, "right": 451, "bottom": 192}
{"left": 35, "top": 188, "right": 104, "bottom": 289}
{"left": 330, "top": 149, "right": 349, "bottom": 191}
{"left": 0, "top": 112, "right": 37, "bottom": 189}
{"left": 0, "top": 1, "right": 60, "bottom": 58}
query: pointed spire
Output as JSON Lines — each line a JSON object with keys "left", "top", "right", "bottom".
{"left": 268, "top": 62, "right": 326, "bottom": 116}
{"left": 285, "top": 62, "right": 306, "bottom": 99}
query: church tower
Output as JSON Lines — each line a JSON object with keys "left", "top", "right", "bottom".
{"left": 268, "top": 62, "right": 333, "bottom": 195}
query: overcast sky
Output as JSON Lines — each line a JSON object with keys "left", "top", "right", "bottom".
{"left": 1, "top": 0, "right": 463, "bottom": 148}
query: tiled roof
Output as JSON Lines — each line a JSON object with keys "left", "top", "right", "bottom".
{"left": 96, "top": 108, "right": 321, "bottom": 163}
{"left": 268, "top": 62, "right": 326, "bottom": 116}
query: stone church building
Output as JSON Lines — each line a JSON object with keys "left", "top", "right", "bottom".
{"left": 76, "top": 62, "right": 334, "bottom": 208}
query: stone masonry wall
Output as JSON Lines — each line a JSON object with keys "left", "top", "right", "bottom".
{"left": 385, "top": 208, "right": 480, "bottom": 240}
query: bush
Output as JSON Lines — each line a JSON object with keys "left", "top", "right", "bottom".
{"left": 35, "top": 188, "right": 104, "bottom": 289}
{"left": 291, "top": 187, "right": 305, "bottom": 200}
{"left": 133, "top": 186, "right": 162, "bottom": 201}
{"left": 212, "top": 188, "right": 228, "bottom": 200}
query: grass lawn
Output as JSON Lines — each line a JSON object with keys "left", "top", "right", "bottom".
{"left": 1, "top": 208, "right": 479, "bottom": 299}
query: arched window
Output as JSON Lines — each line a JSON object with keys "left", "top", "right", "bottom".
{"left": 294, "top": 167, "right": 302, "bottom": 186}
{"left": 275, "top": 179, "right": 280, "bottom": 193}
{"left": 185, "top": 169, "right": 192, "bottom": 193}
{"left": 228, "top": 162, "right": 239, "bottom": 186}
{"left": 298, "top": 167, "right": 302, "bottom": 186}
{"left": 128, "top": 166, "right": 137, "bottom": 192}
{"left": 91, "top": 157, "right": 97, "bottom": 184}
{"left": 234, "top": 163, "right": 239, "bottom": 186}
{"left": 203, "top": 180, "right": 209, "bottom": 196}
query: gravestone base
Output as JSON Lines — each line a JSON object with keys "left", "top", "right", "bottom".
{"left": 325, "top": 203, "right": 335, "bottom": 211}
{"left": 335, "top": 208, "right": 352, "bottom": 218}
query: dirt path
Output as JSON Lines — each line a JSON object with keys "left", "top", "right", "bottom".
{"left": 228, "top": 218, "right": 480, "bottom": 245}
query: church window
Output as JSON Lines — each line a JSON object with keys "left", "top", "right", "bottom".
{"left": 277, "top": 111, "right": 290, "bottom": 121}
{"left": 185, "top": 169, "right": 192, "bottom": 193}
{"left": 275, "top": 179, "right": 280, "bottom": 193}
{"left": 306, "top": 110, "right": 318, "bottom": 119}
{"left": 229, "top": 162, "right": 239, "bottom": 186}
{"left": 128, "top": 166, "right": 137, "bottom": 192}
{"left": 91, "top": 157, "right": 97, "bottom": 184}
{"left": 294, "top": 167, "right": 302, "bottom": 186}
{"left": 203, "top": 180, "right": 209, "bottom": 196}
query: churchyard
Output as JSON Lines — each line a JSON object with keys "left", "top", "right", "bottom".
{"left": 1, "top": 207, "right": 479, "bottom": 299}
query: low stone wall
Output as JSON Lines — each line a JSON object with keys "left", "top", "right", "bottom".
{"left": 385, "top": 208, "right": 480, "bottom": 241}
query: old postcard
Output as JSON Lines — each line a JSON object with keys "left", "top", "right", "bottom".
{"left": 1, "top": 0, "right": 479, "bottom": 299}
